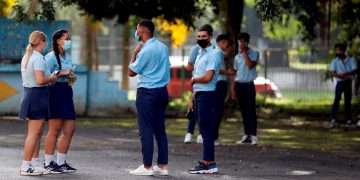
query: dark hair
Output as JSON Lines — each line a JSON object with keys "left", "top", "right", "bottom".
{"left": 334, "top": 43, "right": 347, "bottom": 51}
{"left": 237, "top": 32, "right": 250, "bottom": 43}
{"left": 138, "top": 20, "right": 155, "bottom": 35}
{"left": 216, "top": 34, "right": 231, "bottom": 43}
{"left": 199, "top": 24, "right": 213, "bottom": 36}
{"left": 52, "top": 29, "right": 69, "bottom": 70}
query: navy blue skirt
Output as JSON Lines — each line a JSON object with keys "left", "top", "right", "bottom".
{"left": 48, "top": 82, "right": 76, "bottom": 120}
{"left": 19, "top": 87, "right": 50, "bottom": 120}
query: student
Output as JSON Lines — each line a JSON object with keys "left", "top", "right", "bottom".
{"left": 184, "top": 24, "right": 215, "bottom": 144}
{"left": 214, "top": 34, "right": 234, "bottom": 145}
{"left": 329, "top": 43, "right": 358, "bottom": 128}
{"left": 128, "top": 20, "right": 170, "bottom": 176}
{"left": 19, "top": 31, "right": 57, "bottom": 176}
{"left": 44, "top": 29, "right": 76, "bottom": 173}
{"left": 188, "top": 25, "right": 221, "bottom": 174}
{"left": 229, "top": 32, "right": 259, "bottom": 145}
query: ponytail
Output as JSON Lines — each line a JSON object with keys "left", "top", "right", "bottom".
{"left": 21, "top": 44, "right": 34, "bottom": 70}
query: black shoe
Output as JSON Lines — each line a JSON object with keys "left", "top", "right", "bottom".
{"left": 59, "top": 162, "right": 77, "bottom": 173}
{"left": 188, "top": 161, "right": 218, "bottom": 174}
{"left": 44, "top": 161, "right": 63, "bottom": 174}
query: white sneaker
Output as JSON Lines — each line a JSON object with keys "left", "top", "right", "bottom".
{"left": 214, "top": 140, "right": 220, "bottom": 146}
{"left": 357, "top": 121, "right": 360, "bottom": 127}
{"left": 20, "top": 167, "right": 43, "bottom": 176}
{"left": 236, "top": 135, "right": 249, "bottom": 144}
{"left": 153, "top": 165, "right": 169, "bottom": 176}
{"left": 196, "top": 135, "right": 203, "bottom": 144}
{"left": 250, "top": 135, "right": 258, "bottom": 145}
{"left": 329, "top": 119, "right": 337, "bottom": 128}
{"left": 32, "top": 160, "right": 49, "bottom": 175}
{"left": 184, "top": 133, "right": 192, "bottom": 144}
{"left": 129, "top": 165, "right": 153, "bottom": 176}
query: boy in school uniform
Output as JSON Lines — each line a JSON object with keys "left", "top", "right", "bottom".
{"left": 188, "top": 25, "right": 222, "bottom": 174}
{"left": 329, "top": 43, "right": 358, "bottom": 128}
{"left": 128, "top": 20, "right": 170, "bottom": 176}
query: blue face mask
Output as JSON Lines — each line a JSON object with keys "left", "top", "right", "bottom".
{"left": 64, "top": 40, "right": 71, "bottom": 50}
{"left": 134, "top": 31, "right": 141, "bottom": 42}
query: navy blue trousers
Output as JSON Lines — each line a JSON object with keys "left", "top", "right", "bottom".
{"left": 195, "top": 91, "right": 217, "bottom": 161}
{"left": 136, "top": 87, "right": 169, "bottom": 166}
{"left": 214, "top": 80, "right": 228, "bottom": 140}
{"left": 331, "top": 80, "right": 353, "bottom": 121}
{"left": 235, "top": 82, "right": 257, "bottom": 136}
{"left": 186, "top": 100, "right": 197, "bottom": 134}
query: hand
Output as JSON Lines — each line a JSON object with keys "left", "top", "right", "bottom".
{"left": 134, "top": 43, "right": 143, "bottom": 55}
{"left": 190, "top": 78, "right": 195, "bottom": 85}
{"left": 231, "top": 89, "right": 237, "bottom": 101}
{"left": 188, "top": 100, "right": 194, "bottom": 112}
{"left": 337, "top": 73, "right": 346, "bottom": 79}
{"left": 48, "top": 74, "right": 58, "bottom": 85}
{"left": 58, "top": 69, "right": 71, "bottom": 76}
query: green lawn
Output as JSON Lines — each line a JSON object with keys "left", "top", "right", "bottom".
{"left": 77, "top": 117, "right": 360, "bottom": 156}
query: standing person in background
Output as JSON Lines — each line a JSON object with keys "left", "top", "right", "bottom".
{"left": 329, "top": 43, "right": 358, "bottom": 128}
{"left": 128, "top": 20, "right": 170, "bottom": 176}
{"left": 19, "top": 31, "right": 57, "bottom": 176}
{"left": 229, "top": 32, "right": 259, "bottom": 145}
{"left": 188, "top": 25, "right": 221, "bottom": 174}
{"left": 44, "top": 29, "right": 76, "bottom": 174}
{"left": 214, "top": 34, "right": 235, "bottom": 145}
{"left": 184, "top": 24, "right": 215, "bottom": 144}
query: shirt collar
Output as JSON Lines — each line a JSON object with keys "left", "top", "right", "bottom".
{"left": 33, "top": 50, "right": 43, "bottom": 57}
{"left": 143, "top": 37, "right": 156, "bottom": 47}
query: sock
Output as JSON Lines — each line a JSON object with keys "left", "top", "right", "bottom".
{"left": 44, "top": 154, "right": 55, "bottom": 166}
{"left": 57, "top": 153, "right": 67, "bottom": 166}
{"left": 21, "top": 160, "right": 31, "bottom": 171}
{"left": 31, "top": 157, "right": 40, "bottom": 167}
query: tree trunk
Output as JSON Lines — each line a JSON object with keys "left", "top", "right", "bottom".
{"left": 81, "top": 16, "right": 98, "bottom": 70}
{"left": 121, "top": 20, "right": 131, "bottom": 90}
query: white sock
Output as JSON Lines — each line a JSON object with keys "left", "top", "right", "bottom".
{"left": 31, "top": 157, "right": 40, "bottom": 167}
{"left": 57, "top": 153, "right": 67, "bottom": 166}
{"left": 44, "top": 154, "right": 55, "bottom": 166}
{"left": 21, "top": 160, "right": 31, "bottom": 171}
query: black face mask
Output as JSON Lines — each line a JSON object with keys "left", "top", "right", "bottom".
{"left": 336, "top": 53, "right": 345, "bottom": 59}
{"left": 197, "top": 39, "right": 209, "bottom": 48}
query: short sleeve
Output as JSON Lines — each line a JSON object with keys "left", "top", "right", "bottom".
{"left": 205, "top": 52, "right": 220, "bottom": 72}
{"left": 249, "top": 50, "right": 259, "bottom": 62}
{"left": 233, "top": 55, "right": 239, "bottom": 70}
{"left": 329, "top": 59, "right": 336, "bottom": 71}
{"left": 33, "top": 58, "right": 46, "bottom": 71}
{"left": 188, "top": 46, "right": 199, "bottom": 64}
{"left": 129, "top": 51, "right": 148, "bottom": 74}
{"left": 45, "top": 53, "right": 57, "bottom": 73}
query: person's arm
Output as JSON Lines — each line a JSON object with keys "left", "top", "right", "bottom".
{"left": 242, "top": 49, "right": 257, "bottom": 69}
{"left": 191, "top": 70, "right": 215, "bottom": 84}
{"left": 128, "top": 43, "right": 144, "bottom": 77}
{"left": 186, "top": 46, "right": 199, "bottom": 71}
{"left": 35, "top": 70, "right": 56, "bottom": 85}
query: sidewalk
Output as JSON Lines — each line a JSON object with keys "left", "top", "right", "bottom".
{"left": 0, "top": 118, "right": 359, "bottom": 180}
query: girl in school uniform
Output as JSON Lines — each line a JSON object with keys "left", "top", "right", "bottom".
{"left": 43, "top": 29, "right": 77, "bottom": 173}
{"left": 19, "top": 31, "right": 58, "bottom": 176}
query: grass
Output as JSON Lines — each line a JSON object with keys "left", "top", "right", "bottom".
{"left": 77, "top": 116, "right": 360, "bottom": 156}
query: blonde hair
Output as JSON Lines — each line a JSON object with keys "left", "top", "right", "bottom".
{"left": 21, "top": 31, "right": 46, "bottom": 70}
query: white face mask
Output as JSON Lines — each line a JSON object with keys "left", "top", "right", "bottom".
{"left": 64, "top": 40, "right": 71, "bottom": 50}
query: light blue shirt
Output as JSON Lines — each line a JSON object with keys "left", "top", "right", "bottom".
{"left": 234, "top": 48, "right": 259, "bottom": 82}
{"left": 21, "top": 50, "right": 50, "bottom": 87}
{"left": 188, "top": 44, "right": 216, "bottom": 65}
{"left": 330, "top": 56, "right": 357, "bottom": 82}
{"left": 193, "top": 46, "right": 221, "bottom": 92}
{"left": 129, "top": 38, "right": 170, "bottom": 89}
{"left": 215, "top": 48, "right": 227, "bottom": 82}
{"left": 45, "top": 48, "right": 73, "bottom": 82}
